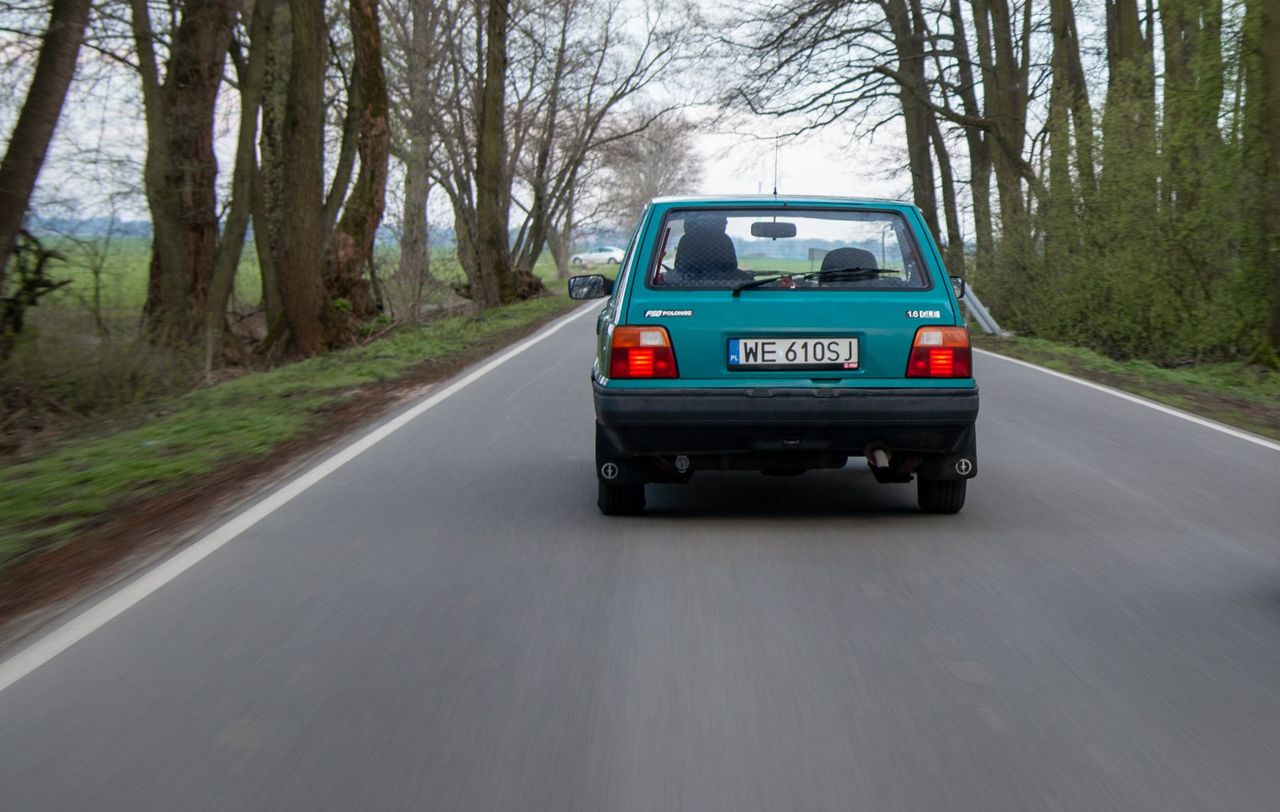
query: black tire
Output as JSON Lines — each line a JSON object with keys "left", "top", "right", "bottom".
{"left": 606, "top": 257, "right": 618, "bottom": 264}
{"left": 598, "top": 479, "right": 645, "bottom": 515}
{"left": 572, "top": 256, "right": 583, "bottom": 264}
{"left": 917, "top": 477, "right": 967, "bottom": 514}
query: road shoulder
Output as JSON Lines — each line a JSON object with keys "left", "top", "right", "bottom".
{"left": 972, "top": 335, "right": 1280, "bottom": 443}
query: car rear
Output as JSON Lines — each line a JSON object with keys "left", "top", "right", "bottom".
{"left": 585, "top": 198, "right": 978, "bottom": 514}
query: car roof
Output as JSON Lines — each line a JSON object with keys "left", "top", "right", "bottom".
{"left": 647, "top": 194, "right": 915, "bottom": 210}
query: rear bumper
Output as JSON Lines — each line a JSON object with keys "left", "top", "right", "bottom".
{"left": 594, "top": 382, "right": 978, "bottom": 460}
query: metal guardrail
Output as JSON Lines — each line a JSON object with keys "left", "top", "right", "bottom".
{"left": 961, "top": 285, "right": 1009, "bottom": 336}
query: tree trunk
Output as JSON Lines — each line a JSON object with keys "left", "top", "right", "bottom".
{"left": 976, "top": 0, "right": 1030, "bottom": 228}
{"left": 205, "top": 0, "right": 275, "bottom": 368}
{"left": 323, "top": 0, "right": 391, "bottom": 342}
{"left": 508, "top": 9, "right": 571, "bottom": 296}
{"left": 400, "top": 146, "right": 432, "bottom": 308}
{"left": 1161, "top": 0, "right": 1223, "bottom": 216}
{"left": 253, "top": 0, "right": 291, "bottom": 339}
{"left": 474, "top": 0, "right": 513, "bottom": 307}
{"left": 1044, "top": 0, "right": 1080, "bottom": 275}
{"left": 1242, "top": 0, "right": 1280, "bottom": 356}
{"left": 1100, "top": 0, "right": 1157, "bottom": 210}
{"left": 1266, "top": 0, "right": 1280, "bottom": 352}
{"left": 1064, "top": 6, "right": 1096, "bottom": 201}
{"left": 945, "top": 0, "right": 993, "bottom": 274}
{"left": 278, "top": 0, "right": 329, "bottom": 355}
{"left": 929, "top": 119, "right": 965, "bottom": 276}
{"left": 452, "top": 198, "right": 481, "bottom": 297}
{"left": 0, "top": 0, "right": 92, "bottom": 294}
{"left": 886, "top": 0, "right": 940, "bottom": 241}
{"left": 132, "top": 0, "right": 237, "bottom": 344}
{"left": 398, "top": 0, "right": 437, "bottom": 313}
{"left": 549, "top": 186, "right": 575, "bottom": 278}
{"left": 323, "top": 78, "right": 363, "bottom": 237}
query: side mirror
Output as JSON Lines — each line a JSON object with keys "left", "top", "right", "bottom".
{"left": 568, "top": 274, "right": 613, "bottom": 300}
{"left": 950, "top": 275, "right": 966, "bottom": 300}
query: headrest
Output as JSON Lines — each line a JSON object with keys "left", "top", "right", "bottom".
{"left": 820, "top": 247, "right": 878, "bottom": 271}
{"left": 683, "top": 214, "right": 729, "bottom": 235}
{"left": 673, "top": 228, "right": 738, "bottom": 283}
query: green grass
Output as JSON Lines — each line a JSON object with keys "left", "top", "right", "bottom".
{"left": 0, "top": 293, "right": 581, "bottom": 568}
{"left": 41, "top": 237, "right": 566, "bottom": 314}
{"left": 972, "top": 334, "right": 1280, "bottom": 441}
{"left": 41, "top": 236, "right": 266, "bottom": 316}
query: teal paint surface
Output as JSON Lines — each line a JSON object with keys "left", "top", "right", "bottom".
{"left": 594, "top": 196, "right": 974, "bottom": 390}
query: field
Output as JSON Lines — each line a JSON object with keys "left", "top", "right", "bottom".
{"left": 0, "top": 234, "right": 581, "bottom": 569}
{"left": 735, "top": 256, "right": 907, "bottom": 274}
{"left": 40, "top": 237, "right": 564, "bottom": 314}
{"left": 1, "top": 237, "right": 569, "bottom": 446}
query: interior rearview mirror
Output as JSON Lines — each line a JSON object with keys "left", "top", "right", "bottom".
{"left": 568, "top": 274, "right": 612, "bottom": 300}
{"left": 750, "top": 221, "right": 797, "bottom": 239}
{"left": 950, "top": 275, "right": 966, "bottom": 300}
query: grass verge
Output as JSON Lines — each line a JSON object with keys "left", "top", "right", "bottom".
{"left": 972, "top": 334, "right": 1280, "bottom": 441}
{"left": 0, "top": 293, "right": 583, "bottom": 570}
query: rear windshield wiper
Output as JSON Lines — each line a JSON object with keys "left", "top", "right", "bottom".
{"left": 731, "top": 266, "right": 887, "bottom": 297}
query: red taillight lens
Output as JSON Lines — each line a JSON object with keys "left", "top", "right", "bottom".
{"left": 906, "top": 326, "right": 972, "bottom": 378}
{"left": 609, "top": 326, "right": 677, "bottom": 378}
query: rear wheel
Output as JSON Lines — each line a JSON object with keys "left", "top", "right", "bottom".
{"left": 598, "top": 479, "right": 645, "bottom": 515}
{"left": 917, "top": 477, "right": 966, "bottom": 514}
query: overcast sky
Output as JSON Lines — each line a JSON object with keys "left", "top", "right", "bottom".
{"left": 695, "top": 129, "right": 909, "bottom": 201}
{"left": 12, "top": 13, "right": 916, "bottom": 227}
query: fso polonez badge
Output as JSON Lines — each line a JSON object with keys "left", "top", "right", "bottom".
{"left": 645, "top": 309, "right": 693, "bottom": 317}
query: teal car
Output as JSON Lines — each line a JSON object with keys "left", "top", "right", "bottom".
{"left": 568, "top": 196, "right": 978, "bottom": 515}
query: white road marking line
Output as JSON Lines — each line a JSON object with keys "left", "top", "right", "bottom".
{"left": 0, "top": 303, "right": 599, "bottom": 695}
{"left": 974, "top": 348, "right": 1280, "bottom": 453}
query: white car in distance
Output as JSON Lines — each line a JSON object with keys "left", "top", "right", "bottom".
{"left": 571, "top": 246, "right": 625, "bottom": 265}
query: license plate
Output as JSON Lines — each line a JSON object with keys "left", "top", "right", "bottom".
{"left": 728, "top": 337, "right": 858, "bottom": 370}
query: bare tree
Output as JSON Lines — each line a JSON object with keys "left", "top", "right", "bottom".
{"left": 596, "top": 111, "right": 702, "bottom": 229}
{"left": 277, "top": 0, "right": 330, "bottom": 355}
{"left": 428, "top": 0, "right": 693, "bottom": 307}
{"left": 205, "top": 0, "right": 277, "bottom": 369}
{"left": 729, "top": 0, "right": 940, "bottom": 239}
{"left": 0, "top": 0, "right": 93, "bottom": 300}
{"left": 473, "top": 0, "right": 513, "bottom": 306}
{"left": 729, "top": 0, "right": 1043, "bottom": 265}
{"left": 323, "top": 0, "right": 391, "bottom": 334}
{"left": 129, "top": 0, "right": 238, "bottom": 344}
{"left": 383, "top": 0, "right": 452, "bottom": 314}
{"left": 252, "top": 0, "right": 291, "bottom": 339}
{"left": 510, "top": 0, "right": 689, "bottom": 289}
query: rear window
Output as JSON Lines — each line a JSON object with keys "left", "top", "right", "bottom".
{"left": 648, "top": 208, "right": 930, "bottom": 290}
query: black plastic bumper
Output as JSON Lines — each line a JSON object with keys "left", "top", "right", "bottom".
{"left": 594, "top": 382, "right": 979, "bottom": 482}
{"left": 596, "top": 383, "right": 976, "bottom": 448}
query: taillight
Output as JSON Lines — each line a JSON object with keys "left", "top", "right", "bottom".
{"left": 906, "top": 326, "right": 972, "bottom": 378}
{"left": 609, "top": 326, "right": 677, "bottom": 378}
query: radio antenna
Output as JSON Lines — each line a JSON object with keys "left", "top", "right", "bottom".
{"left": 772, "top": 136, "right": 780, "bottom": 197}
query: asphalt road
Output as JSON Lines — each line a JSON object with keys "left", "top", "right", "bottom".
{"left": 2, "top": 304, "right": 1279, "bottom": 811}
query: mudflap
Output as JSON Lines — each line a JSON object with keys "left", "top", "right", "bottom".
{"left": 916, "top": 424, "right": 978, "bottom": 480}
{"left": 595, "top": 423, "right": 692, "bottom": 485}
